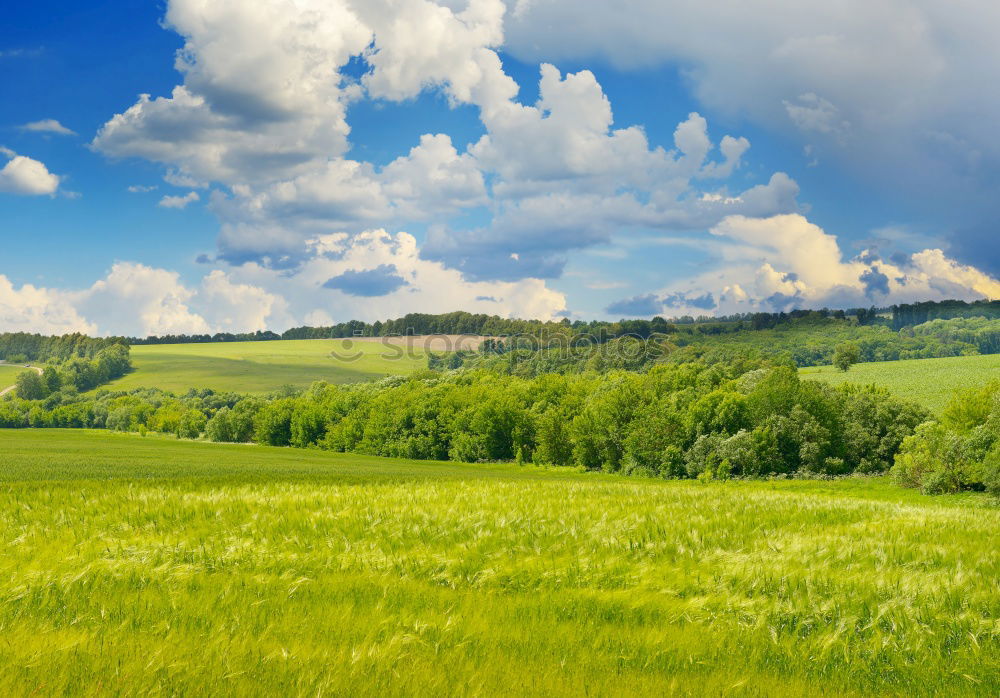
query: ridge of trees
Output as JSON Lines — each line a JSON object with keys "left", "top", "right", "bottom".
{"left": 123, "top": 299, "right": 996, "bottom": 346}
{"left": 0, "top": 357, "right": 932, "bottom": 482}
{"left": 10, "top": 344, "right": 133, "bottom": 399}
{"left": 0, "top": 332, "right": 129, "bottom": 362}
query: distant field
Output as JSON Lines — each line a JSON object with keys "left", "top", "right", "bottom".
{"left": 0, "top": 429, "right": 996, "bottom": 696}
{"left": 103, "top": 338, "right": 432, "bottom": 394}
{"left": 0, "top": 363, "right": 26, "bottom": 390}
{"left": 801, "top": 352, "right": 1000, "bottom": 412}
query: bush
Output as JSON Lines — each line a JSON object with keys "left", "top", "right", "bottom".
{"left": 177, "top": 410, "right": 207, "bottom": 439}
{"left": 833, "top": 342, "right": 861, "bottom": 372}
{"left": 254, "top": 399, "right": 296, "bottom": 446}
{"left": 15, "top": 371, "right": 47, "bottom": 400}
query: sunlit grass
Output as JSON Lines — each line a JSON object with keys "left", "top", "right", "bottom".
{"left": 0, "top": 363, "right": 25, "bottom": 390}
{"left": 801, "top": 353, "right": 1000, "bottom": 412}
{"left": 0, "top": 429, "right": 997, "bottom": 696}
{"left": 103, "top": 338, "right": 428, "bottom": 394}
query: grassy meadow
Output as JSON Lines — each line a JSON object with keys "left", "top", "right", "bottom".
{"left": 801, "top": 352, "right": 1000, "bottom": 412}
{"left": 0, "top": 429, "right": 997, "bottom": 696}
{"left": 0, "top": 363, "right": 24, "bottom": 389}
{"left": 103, "top": 338, "right": 429, "bottom": 394}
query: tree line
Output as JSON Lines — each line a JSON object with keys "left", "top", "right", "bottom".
{"left": 10, "top": 344, "right": 132, "bottom": 398}
{"left": 0, "top": 355, "right": 932, "bottom": 482}
{"left": 0, "top": 332, "right": 128, "bottom": 363}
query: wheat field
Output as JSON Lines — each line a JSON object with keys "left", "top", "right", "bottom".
{"left": 0, "top": 429, "right": 997, "bottom": 696}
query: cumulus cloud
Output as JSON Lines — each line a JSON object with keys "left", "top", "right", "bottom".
{"left": 610, "top": 214, "right": 1000, "bottom": 317}
{"left": 502, "top": 0, "right": 1000, "bottom": 267}
{"left": 0, "top": 276, "right": 95, "bottom": 334}
{"left": 0, "top": 150, "right": 61, "bottom": 195}
{"left": 19, "top": 119, "right": 75, "bottom": 136}
{"left": 158, "top": 191, "right": 200, "bottom": 209}
{"left": 197, "top": 270, "right": 286, "bottom": 332}
{"left": 93, "top": 0, "right": 796, "bottom": 286}
{"left": 74, "top": 262, "right": 211, "bottom": 337}
{"left": 0, "top": 229, "right": 567, "bottom": 336}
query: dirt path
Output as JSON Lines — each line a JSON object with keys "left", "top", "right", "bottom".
{"left": 0, "top": 362, "right": 42, "bottom": 397}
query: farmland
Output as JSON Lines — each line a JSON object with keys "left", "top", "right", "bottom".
{"left": 0, "top": 429, "right": 996, "bottom": 696}
{"left": 0, "top": 363, "right": 24, "bottom": 390}
{"left": 801, "top": 353, "right": 1000, "bottom": 412}
{"left": 102, "top": 338, "right": 434, "bottom": 394}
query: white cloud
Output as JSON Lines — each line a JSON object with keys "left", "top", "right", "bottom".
{"left": 19, "top": 119, "right": 76, "bottom": 136}
{"left": 127, "top": 184, "right": 157, "bottom": 193}
{"left": 196, "top": 270, "right": 286, "bottom": 332}
{"left": 0, "top": 151, "right": 61, "bottom": 196}
{"left": 226, "top": 228, "right": 568, "bottom": 323}
{"left": 158, "top": 191, "right": 200, "bottom": 209}
{"left": 163, "top": 169, "right": 206, "bottom": 188}
{"left": 92, "top": 1, "right": 795, "bottom": 285}
{"left": 0, "top": 230, "right": 567, "bottom": 336}
{"left": 0, "top": 276, "right": 95, "bottom": 334}
{"left": 73, "top": 262, "right": 211, "bottom": 337}
{"left": 501, "top": 0, "right": 1000, "bottom": 232}
{"left": 622, "top": 214, "right": 1000, "bottom": 317}
{"left": 358, "top": 0, "right": 517, "bottom": 113}
{"left": 91, "top": 0, "right": 370, "bottom": 185}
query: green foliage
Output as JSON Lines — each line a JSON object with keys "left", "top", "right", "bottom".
{"left": 0, "top": 332, "right": 128, "bottom": 362}
{"left": 253, "top": 398, "right": 296, "bottom": 446}
{"left": 833, "top": 341, "right": 860, "bottom": 371}
{"left": 14, "top": 370, "right": 47, "bottom": 400}
{"left": 176, "top": 409, "right": 207, "bottom": 439}
{"left": 1, "top": 356, "right": 930, "bottom": 480}
{"left": 941, "top": 380, "right": 1000, "bottom": 432}
{"left": 892, "top": 383, "right": 1000, "bottom": 495}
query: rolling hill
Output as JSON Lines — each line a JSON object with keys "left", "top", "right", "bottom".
{"left": 103, "top": 337, "right": 445, "bottom": 394}
{"left": 801, "top": 352, "right": 1000, "bottom": 412}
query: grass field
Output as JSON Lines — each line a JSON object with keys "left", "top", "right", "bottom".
{"left": 801, "top": 352, "right": 1000, "bottom": 412}
{"left": 0, "top": 363, "right": 25, "bottom": 389}
{"left": 0, "top": 430, "right": 996, "bottom": 696}
{"left": 104, "top": 338, "right": 429, "bottom": 394}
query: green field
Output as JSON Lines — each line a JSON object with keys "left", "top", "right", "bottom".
{"left": 802, "top": 352, "right": 1000, "bottom": 412}
{"left": 0, "top": 363, "right": 25, "bottom": 389}
{"left": 0, "top": 430, "right": 996, "bottom": 696}
{"left": 104, "top": 339, "right": 427, "bottom": 394}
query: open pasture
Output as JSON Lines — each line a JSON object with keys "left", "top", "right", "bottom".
{"left": 801, "top": 352, "right": 1000, "bottom": 412}
{"left": 0, "top": 429, "right": 996, "bottom": 696}
{"left": 103, "top": 338, "right": 432, "bottom": 394}
{"left": 0, "top": 363, "right": 25, "bottom": 390}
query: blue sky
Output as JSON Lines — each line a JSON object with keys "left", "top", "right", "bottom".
{"left": 2, "top": 0, "right": 999, "bottom": 336}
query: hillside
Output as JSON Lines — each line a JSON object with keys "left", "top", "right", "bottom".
{"left": 801, "top": 353, "right": 1000, "bottom": 412}
{"left": 102, "top": 337, "right": 439, "bottom": 394}
{"left": 0, "top": 363, "right": 24, "bottom": 392}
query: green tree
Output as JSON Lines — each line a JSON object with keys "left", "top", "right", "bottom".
{"left": 254, "top": 398, "right": 296, "bottom": 446}
{"left": 205, "top": 407, "right": 235, "bottom": 442}
{"left": 42, "top": 366, "right": 61, "bottom": 393}
{"left": 833, "top": 342, "right": 861, "bottom": 372}
{"left": 176, "top": 409, "right": 207, "bottom": 439}
{"left": 15, "top": 370, "right": 47, "bottom": 400}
